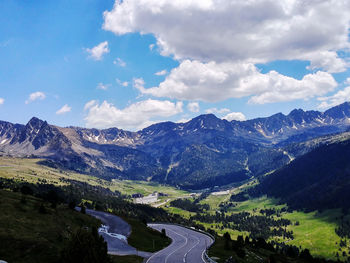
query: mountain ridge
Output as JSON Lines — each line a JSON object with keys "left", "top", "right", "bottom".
{"left": 1, "top": 102, "right": 350, "bottom": 189}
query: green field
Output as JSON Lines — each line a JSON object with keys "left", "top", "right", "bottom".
{"left": 284, "top": 210, "right": 344, "bottom": 259}
{"left": 207, "top": 196, "right": 345, "bottom": 260}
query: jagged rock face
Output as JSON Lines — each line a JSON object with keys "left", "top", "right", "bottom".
{"left": 1, "top": 102, "right": 350, "bottom": 189}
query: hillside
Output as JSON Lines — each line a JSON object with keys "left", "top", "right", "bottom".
{"left": 251, "top": 134, "right": 350, "bottom": 212}
{"left": 0, "top": 189, "right": 100, "bottom": 263}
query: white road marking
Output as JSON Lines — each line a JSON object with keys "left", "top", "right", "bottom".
{"left": 201, "top": 250, "right": 206, "bottom": 263}
{"left": 183, "top": 235, "right": 200, "bottom": 262}
{"left": 146, "top": 225, "right": 188, "bottom": 263}
{"left": 165, "top": 228, "right": 188, "bottom": 263}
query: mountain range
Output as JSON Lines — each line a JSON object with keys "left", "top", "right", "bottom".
{"left": 1, "top": 102, "right": 350, "bottom": 189}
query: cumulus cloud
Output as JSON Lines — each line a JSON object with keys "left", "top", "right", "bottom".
{"left": 137, "top": 60, "right": 337, "bottom": 103}
{"left": 56, "top": 104, "right": 71, "bottom": 115}
{"left": 113, "top": 57, "right": 126, "bottom": 67}
{"left": 84, "top": 99, "right": 183, "bottom": 130}
{"left": 103, "top": 0, "right": 350, "bottom": 71}
{"left": 317, "top": 86, "right": 350, "bottom": 109}
{"left": 222, "top": 112, "right": 246, "bottom": 121}
{"left": 25, "top": 92, "right": 46, "bottom": 104}
{"left": 102, "top": 0, "right": 349, "bottom": 105}
{"left": 187, "top": 102, "right": 199, "bottom": 113}
{"left": 155, "top": 69, "right": 168, "bottom": 76}
{"left": 306, "top": 51, "right": 348, "bottom": 73}
{"left": 97, "top": 83, "right": 111, "bottom": 90}
{"left": 0, "top": 98, "right": 4, "bottom": 105}
{"left": 85, "top": 41, "right": 109, "bottom": 60}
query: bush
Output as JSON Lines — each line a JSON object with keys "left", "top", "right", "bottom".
{"left": 38, "top": 203, "right": 47, "bottom": 214}
{"left": 61, "top": 227, "right": 111, "bottom": 263}
{"left": 21, "top": 185, "right": 33, "bottom": 195}
{"left": 161, "top": 228, "right": 166, "bottom": 238}
{"left": 80, "top": 205, "right": 86, "bottom": 214}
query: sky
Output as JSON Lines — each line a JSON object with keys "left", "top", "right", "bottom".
{"left": 0, "top": 0, "right": 350, "bottom": 131}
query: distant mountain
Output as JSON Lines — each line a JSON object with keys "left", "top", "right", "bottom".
{"left": 250, "top": 131, "right": 350, "bottom": 211}
{"left": 1, "top": 102, "right": 350, "bottom": 189}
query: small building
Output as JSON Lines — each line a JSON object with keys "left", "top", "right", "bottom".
{"left": 134, "top": 192, "right": 159, "bottom": 204}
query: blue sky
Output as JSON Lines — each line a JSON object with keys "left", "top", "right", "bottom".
{"left": 0, "top": 0, "right": 349, "bottom": 130}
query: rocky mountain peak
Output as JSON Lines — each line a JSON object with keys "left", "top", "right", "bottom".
{"left": 26, "top": 117, "right": 47, "bottom": 131}
{"left": 324, "top": 102, "right": 350, "bottom": 119}
{"left": 185, "top": 114, "right": 225, "bottom": 130}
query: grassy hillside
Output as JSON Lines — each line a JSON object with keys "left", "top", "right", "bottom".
{"left": 0, "top": 157, "right": 188, "bottom": 204}
{"left": 251, "top": 138, "right": 350, "bottom": 211}
{"left": 0, "top": 189, "right": 100, "bottom": 263}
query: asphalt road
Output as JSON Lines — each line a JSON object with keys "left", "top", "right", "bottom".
{"left": 147, "top": 224, "right": 213, "bottom": 263}
{"left": 83, "top": 209, "right": 152, "bottom": 257}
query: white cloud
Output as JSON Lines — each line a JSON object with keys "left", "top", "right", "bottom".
{"left": 187, "top": 102, "right": 199, "bottom": 113}
{"left": 206, "top": 108, "right": 230, "bottom": 114}
{"left": 56, "top": 104, "right": 71, "bottom": 115}
{"left": 133, "top": 78, "right": 145, "bottom": 90}
{"left": 84, "top": 99, "right": 183, "bottom": 130}
{"left": 84, "top": 100, "right": 98, "bottom": 111}
{"left": 116, "top": 78, "right": 129, "bottom": 87}
{"left": 0, "top": 98, "right": 4, "bottom": 105}
{"left": 306, "top": 51, "right": 348, "bottom": 73}
{"left": 222, "top": 112, "right": 246, "bottom": 121}
{"left": 97, "top": 83, "right": 110, "bottom": 90}
{"left": 317, "top": 86, "right": 350, "bottom": 109}
{"left": 103, "top": 0, "right": 350, "bottom": 72}
{"left": 155, "top": 69, "right": 168, "bottom": 76}
{"left": 113, "top": 57, "right": 126, "bottom": 67}
{"left": 85, "top": 41, "right": 109, "bottom": 61}
{"left": 247, "top": 70, "right": 337, "bottom": 104}
{"left": 137, "top": 60, "right": 337, "bottom": 104}
{"left": 25, "top": 92, "right": 46, "bottom": 104}
{"left": 177, "top": 118, "right": 190, "bottom": 123}
{"left": 149, "top": 44, "right": 155, "bottom": 51}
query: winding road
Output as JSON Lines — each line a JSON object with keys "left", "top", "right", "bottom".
{"left": 82, "top": 209, "right": 214, "bottom": 262}
{"left": 83, "top": 209, "right": 152, "bottom": 257}
{"left": 147, "top": 224, "right": 214, "bottom": 263}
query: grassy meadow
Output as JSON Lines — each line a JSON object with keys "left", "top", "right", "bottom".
{"left": 165, "top": 188, "right": 345, "bottom": 261}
